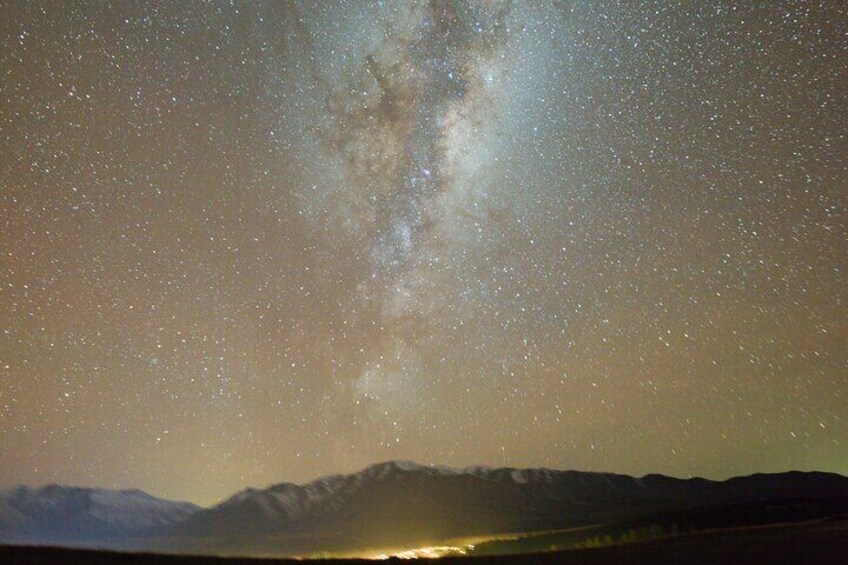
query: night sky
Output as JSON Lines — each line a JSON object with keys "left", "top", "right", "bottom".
{"left": 1, "top": 1, "right": 845, "bottom": 506}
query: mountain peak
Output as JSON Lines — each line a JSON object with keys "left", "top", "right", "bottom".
{"left": 0, "top": 484, "right": 200, "bottom": 542}
{"left": 366, "top": 460, "right": 426, "bottom": 474}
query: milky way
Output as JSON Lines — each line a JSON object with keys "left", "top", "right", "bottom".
{"left": 300, "top": 2, "right": 521, "bottom": 418}
{"left": 1, "top": 1, "right": 846, "bottom": 505}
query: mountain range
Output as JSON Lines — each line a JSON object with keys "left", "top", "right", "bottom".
{"left": 2, "top": 461, "right": 847, "bottom": 557}
{"left": 0, "top": 484, "right": 198, "bottom": 545}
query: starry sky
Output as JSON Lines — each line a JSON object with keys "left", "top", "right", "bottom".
{"left": 1, "top": 1, "right": 845, "bottom": 506}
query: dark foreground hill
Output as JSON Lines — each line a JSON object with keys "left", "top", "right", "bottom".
{"left": 1, "top": 518, "right": 847, "bottom": 565}
{"left": 2, "top": 461, "right": 847, "bottom": 557}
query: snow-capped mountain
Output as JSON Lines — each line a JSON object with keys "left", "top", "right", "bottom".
{"left": 163, "top": 461, "right": 848, "bottom": 556}
{"left": 2, "top": 462, "right": 847, "bottom": 557}
{"left": 0, "top": 485, "right": 199, "bottom": 546}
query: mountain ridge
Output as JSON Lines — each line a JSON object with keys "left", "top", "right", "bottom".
{"left": 2, "top": 462, "right": 846, "bottom": 557}
{"left": 6, "top": 462, "right": 843, "bottom": 508}
{"left": 0, "top": 484, "right": 200, "bottom": 548}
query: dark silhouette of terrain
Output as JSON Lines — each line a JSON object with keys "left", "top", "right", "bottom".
{"left": 1, "top": 518, "right": 847, "bottom": 564}
{"left": 2, "top": 461, "right": 847, "bottom": 559}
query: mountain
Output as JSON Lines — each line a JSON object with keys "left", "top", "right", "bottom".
{"left": 0, "top": 485, "right": 200, "bottom": 548}
{"left": 2, "top": 463, "right": 847, "bottom": 557}
{"left": 160, "top": 462, "right": 848, "bottom": 556}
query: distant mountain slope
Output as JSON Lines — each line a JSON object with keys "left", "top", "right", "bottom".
{"left": 3, "top": 462, "right": 847, "bottom": 557}
{"left": 0, "top": 485, "right": 199, "bottom": 546}
{"left": 163, "top": 461, "right": 848, "bottom": 555}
